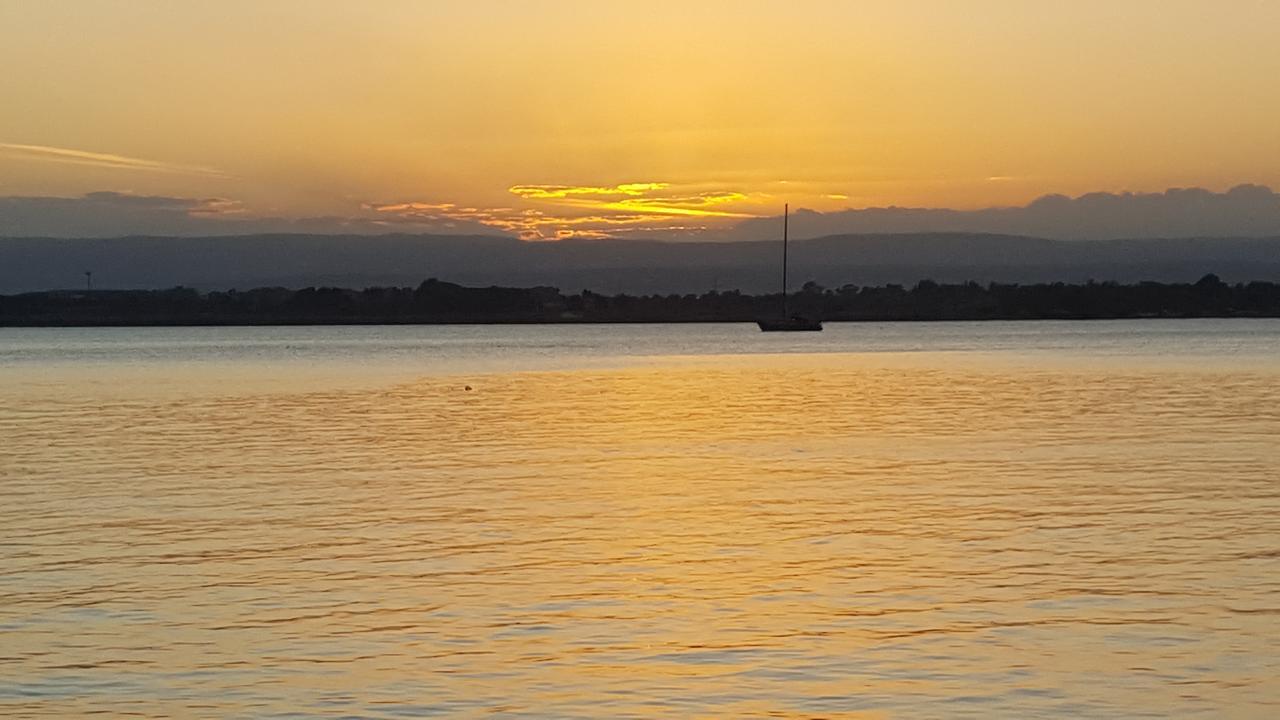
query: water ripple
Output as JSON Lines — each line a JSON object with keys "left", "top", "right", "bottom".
{"left": 2, "top": 324, "right": 1279, "bottom": 717}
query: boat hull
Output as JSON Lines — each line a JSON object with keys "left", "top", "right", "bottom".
{"left": 757, "top": 319, "right": 823, "bottom": 332}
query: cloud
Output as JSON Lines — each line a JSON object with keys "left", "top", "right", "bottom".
{"left": 79, "top": 191, "right": 238, "bottom": 211}
{"left": 0, "top": 143, "right": 229, "bottom": 178}
{"left": 720, "top": 184, "right": 1280, "bottom": 241}
{"left": 0, "top": 192, "right": 242, "bottom": 237}
{"left": 600, "top": 191, "right": 751, "bottom": 218}
{"left": 7, "top": 184, "right": 1280, "bottom": 241}
{"left": 367, "top": 181, "right": 757, "bottom": 239}
{"left": 0, "top": 180, "right": 761, "bottom": 240}
{"left": 508, "top": 183, "right": 670, "bottom": 199}
{"left": 0, "top": 192, "right": 504, "bottom": 238}
{"left": 508, "top": 182, "right": 750, "bottom": 219}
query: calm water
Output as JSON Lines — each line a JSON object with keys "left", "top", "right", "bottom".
{"left": 2, "top": 321, "right": 1279, "bottom": 718}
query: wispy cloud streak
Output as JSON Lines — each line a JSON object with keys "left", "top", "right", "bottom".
{"left": 0, "top": 143, "right": 229, "bottom": 178}
{"left": 509, "top": 183, "right": 751, "bottom": 217}
{"left": 368, "top": 181, "right": 759, "bottom": 239}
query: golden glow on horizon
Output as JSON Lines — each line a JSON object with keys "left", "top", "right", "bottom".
{"left": 2, "top": 1, "right": 1279, "bottom": 238}
{"left": 507, "top": 184, "right": 672, "bottom": 200}
{"left": 510, "top": 184, "right": 753, "bottom": 223}
{"left": 366, "top": 182, "right": 751, "bottom": 239}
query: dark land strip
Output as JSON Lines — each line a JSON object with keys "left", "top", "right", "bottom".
{"left": 4, "top": 275, "right": 1280, "bottom": 327}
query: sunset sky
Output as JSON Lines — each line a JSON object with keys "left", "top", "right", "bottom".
{"left": 3, "top": 1, "right": 1279, "bottom": 239}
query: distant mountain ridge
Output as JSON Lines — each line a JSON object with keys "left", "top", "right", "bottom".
{"left": 720, "top": 184, "right": 1280, "bottom": 242}
{"left": 4, "top": 232, "right": 1280, "bottom": 294}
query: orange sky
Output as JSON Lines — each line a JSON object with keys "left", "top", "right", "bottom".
{"left": 2, "top": 1, "right": 1279, "bottom": 238}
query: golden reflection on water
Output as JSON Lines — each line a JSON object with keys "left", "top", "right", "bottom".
{"left": 2, "top": 353, "right": 1280, "bottom": 717}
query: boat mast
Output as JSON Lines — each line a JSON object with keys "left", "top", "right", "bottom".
{"left": 782, "top": 204, "right": 789, "bottom": 317}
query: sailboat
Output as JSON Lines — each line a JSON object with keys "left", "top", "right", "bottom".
{"left": 757, "top": 204, "right": 823, "bottom": 331}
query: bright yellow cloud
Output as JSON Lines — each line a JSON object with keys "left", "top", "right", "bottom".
{"left": 367, "top": 181, "right": 760, "bottom": 239}
{"left": 508, "top": 183, "right": 670, "bottom": 200}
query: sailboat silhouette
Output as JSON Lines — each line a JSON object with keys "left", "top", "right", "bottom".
{"left": 757, "top": 204, "right": 823, "bottom": 331}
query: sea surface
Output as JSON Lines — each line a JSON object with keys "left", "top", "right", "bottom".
{"left": 2, "top": 320, "right": 1279, "bottom": 718}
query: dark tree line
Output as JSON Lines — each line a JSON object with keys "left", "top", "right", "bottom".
{"left": 4, "top": 274, "right": 1280, "bottom": 326}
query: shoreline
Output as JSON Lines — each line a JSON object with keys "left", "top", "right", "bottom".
{"left": 5, "top": 276, "right": 1278, "bottom": 327}
{"left": 5, "top": 313, "right": 1280, "bottom": 328}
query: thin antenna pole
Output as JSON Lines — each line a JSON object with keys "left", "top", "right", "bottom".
{"left": 782, "top": 204, "right": 789, "bottom": 317}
